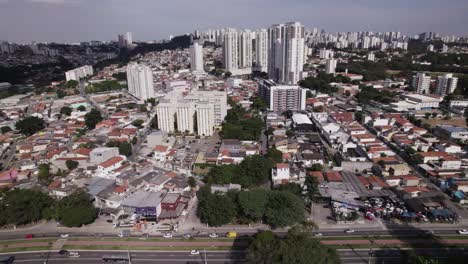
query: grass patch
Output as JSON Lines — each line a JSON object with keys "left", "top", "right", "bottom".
{"left": 0, "top": 246, "right": 51, "bottom": 253}
{"left": 69, "top": 237, "right": 239, "bottom": 242}
{"left": 0, "top": 239, "right": 56, "bottom": 245}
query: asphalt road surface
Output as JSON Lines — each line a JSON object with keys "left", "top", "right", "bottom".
{"left": 5, "top": 250, "right": 246, "bottom": 263}
{"left": 339, "top": 248, "right": 468, "bottom": 264}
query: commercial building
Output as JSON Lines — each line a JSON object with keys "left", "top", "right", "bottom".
{"left": 189, "top": 42, "right": 204, "bottom": 73}
{"left": 65, "top": 65, "right": 93, "bottom": 81}
{"left": 436, "top": 74, "right": 458, "bottom": 96}
{"left": 412, "top": 72, "right": 431, "bottom": 95}
{"left": 126, "top": 62, "right": 155, "bottom": 100}
{"left": 434, "top": 125, "right": 468, "bottom": 141}
{"left": 268, "top": 22, "right": 305, "bottom": 84}
{"left": 390, "top": 94, "right": 441, "bottom": 111}
{"left": 259, "top": 79, "right": 307, "bottom": 112}
{"left": 325, "top": 58, "right": 337, "bottom": 74}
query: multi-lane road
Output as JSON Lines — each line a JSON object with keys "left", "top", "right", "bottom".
{"left": 0, "top": 250, "right": 246, "bottom": 263}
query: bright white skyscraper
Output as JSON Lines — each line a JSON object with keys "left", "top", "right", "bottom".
{"left": 190, "top": 42, "right": 204, "bottom": 72}
{"left": 268, "top": 22, "right": 305, "bottom": 84}
{"left": 239, "top": 30, "right": 253, "bottom": 69}
{"left": 126, "top": 62, "right": 155, "bottom": 100}
{"left": 255, "top": 29, "right": 268, "bottom": 72}
{"left": 223, "top": 28, "right": 239, "bottom": 73}
{"left": 325, "top": 58, "right": 337, "bottom": 74}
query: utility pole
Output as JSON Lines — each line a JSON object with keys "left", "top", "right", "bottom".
{"left": 204, "top": 248, "right": 207, "bottom": 264}
{"left": 368, "top": 240, "right": 374, "bottom": 264}
{"left": 128, "top": 246, "right": 132, "bottom": 264}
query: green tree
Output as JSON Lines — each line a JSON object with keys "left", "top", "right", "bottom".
{"left": 267, "top": 147, "right": 283, "bottom": 164}
{"left": 277, "top": 183, "right": 303, "bottom": 198}
{"left": 55, "top": 191, "right": 97, "bottom": 227}
{"left": 38, "top": 163, "right": 51, "bottom": 183}
{"left": 0, "top": 126, "right": 12, "bottom": 134}
{"left": 0, "top": 189, "right": 55, "bottom": 226}
{"left": 15, "top": 116, "right": 45, "bottom": 136}
{"left": 65, "top": 80, "right": 79, "bottom": 88}
{"left": 56, "top": 89, "right": 66, "bottom": 98}
{"left": 238, "top": 189, "right": 268, "bottom": 221}
{"left": 310, "top": 164, "right": 323, "bottom": 171}
{"left": 264, "top": 191, "right": 305, "bottom": 228}
{"left": 198, "top": 193, "right": 236, "bottom": 227}
{"left": 84, "top": 108, "right": 103, "bottom": 129}
{"left": 188, "top": 177, "right": 196, "bottom": 188}
{"left": 132, "top": 119, "right": 145, "bottom": 128}
{"left": 65, "top": 160, "right": 79, "bottom": 170}
{"left": 304, "top": 176, "right": 320, "bottom": 203}
{"left": 112, "top": 72, "right": 127, "bottom": 81}
{"left": 247, "top": 231, "right": 278, "bottom": 264}
{"left": 77, "top": 105, "right": 86, "bottom": 112}
{"left": 118, "top": 141, "right": 132, "bottom": 157}
{"left": 60, "top": 106, "right": 72, "bottom": 116}
{"left": 424, "top": 112, "right": 431, "bottom": 119}
{"left": 225, "top": 71, "right": 232, "bottom": 78}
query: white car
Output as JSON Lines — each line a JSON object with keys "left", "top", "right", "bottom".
{"left": 163, "top": 233, "right": 173, "bottom": 239}
{"left": 190, "top": 250, "right": 200, "bottom": 255}
{"left": 209, "top": 233, "right": 219, "bottom": 238}
{"left": 458, "top": 229, "right": 468, "bottom": 235}
{"left": 314, "top": 233, "right": 323, "bottom": 237}
{"left": 60, "top": 234, "right": 70, "bottom": 238}
{"left": 68, "top": 252, "right": 80, "bottom": 258}
{"left": 345, "top": 229, "right": 355, "bottom": 234}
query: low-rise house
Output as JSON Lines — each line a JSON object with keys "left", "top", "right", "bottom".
{"left": 272, "top": 163, "right": 290, "bottom": 186}
{"left": 96, "top": 155, "right": 127, "bottom": 178}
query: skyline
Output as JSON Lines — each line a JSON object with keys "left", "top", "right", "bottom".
{"left": 0, "top": 0, "right": 467, "bottom": 43}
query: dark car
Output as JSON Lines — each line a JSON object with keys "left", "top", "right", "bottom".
{"left": 58, "top": 250, "right": 69, "bottom": 255}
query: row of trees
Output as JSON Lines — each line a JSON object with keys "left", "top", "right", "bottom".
{"left": 298, "top": 72, "right": 350, "bottom": 94}
{"left": 85, "top": 80, "right": 125, "bottom": 94}
{"left": 356, "top": 85, "right": 398, "bottom": 104}
{"left": 0, "top": 189, "right": 97, "bottom": 228}
{"left": 197, "top": 187, "right": 305, "bottom": 228}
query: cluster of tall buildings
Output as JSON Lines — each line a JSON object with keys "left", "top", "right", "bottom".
{"left": 126, "top": 62, "right": 155, "bottom": 101}
{"left": 118, "top": 32, "right": 133, "bottom": 49}
{"left": 412, "top": 72, "right": 458, "bottom": 96}
{"left": 219, "top": 22, "right": 306, "bottom": 84}
{"left": 156, "top": 90, "right": 227, "bottom": 137}
{"left": 65, "top": 65, "right": 94, "bottom": 81}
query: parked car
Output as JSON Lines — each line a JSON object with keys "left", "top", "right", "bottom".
{"left": 58, "top": 250, "right": 69, "bottom": 255}
{"left": 163, "top": 233, "right": 173, "bottom": 239}
{"left": 209, "top": 233, "right": 219, "bottom": 238}
{"left": 458, "top": 229, "right": 468, "bottom": 235}
{"left": 24, "top": 234, "right": 34, "bottom": 239}
{"left": 68, "top": 252, "right": 80, "bottom": 258}
{"left": 183, "top": 234, "right": 191, "bottom": 238}
{"left": 60, "top": 234, "right": 70, "bottom": 238}
{"left": 190, "top": 250, "right": 200, "bottom": 255}
{"left": 314, "top": 233, "right": 323, "bottom": 237}
{"left": 345, "top": 229, "right": 355, "bottom": 234}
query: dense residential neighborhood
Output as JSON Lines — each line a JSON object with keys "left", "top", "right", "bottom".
{"left": 1, "top": 5, "right": 468, "bottom": 262}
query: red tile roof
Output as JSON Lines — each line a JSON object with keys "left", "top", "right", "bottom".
{"left": 99, "top": 156, "right": 124, "bottom": 169}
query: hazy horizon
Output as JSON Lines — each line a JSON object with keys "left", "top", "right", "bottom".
{"left": 0, "top": 0, "right": 467, "bottom": 43}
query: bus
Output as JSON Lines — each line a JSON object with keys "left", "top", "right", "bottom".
{"left": 0, "top": 256, "right": 15, "bottom": 264}
{"left": 102, "top": 254, "right": 129, "bottom": 263}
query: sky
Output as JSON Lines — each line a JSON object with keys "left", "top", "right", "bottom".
{"left": 0, "top": 0, "right": 467, "bottom": 43}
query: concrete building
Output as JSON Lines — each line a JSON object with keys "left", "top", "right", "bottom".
{"left": 156, "top": 90, "right": 227, "bottom": 136}
{"left": 118, "top": 32, "right": 133, "bottom": 48}
{"left": 90, "top": 147, "right": 120, "bottom": 164}
{"left": 259, "top": 79, "right": 307, "bottom": 112}
{"left": 434, "top": 125, "right": 468, "bottom": 141}
{"left": 319, "top": 49, "right": 334, "bottom": 59}
{"left": 412, "top": 72, "right": 431, "bottom": 95}
{"left": 223, "top": 28, "right": 239, "bottom": 73}
{"left": 189, "top": 42, "right": 204, "bottom": 73}
{"left": 367, "top": 53, "right": 376, "bottom": 61}
{"left": 255, "top": 29, "right": 268, "bottom": 72}
{"left": 268, "top": 22, "right": 305, "bottom": 84}
{"left": 325, "top": 58, "right": 337, "bottom": 74}
{"left": 65, "top": 65, "right": 93, "bottom": 81}
{"left": 126, "top": 62, "right": 155, "bottom": 100}
{"left": 239, "top": 30, "right": 253, "bottom": 69}
{"left": 436, "top": 74, "right": 458, "bottom": 96}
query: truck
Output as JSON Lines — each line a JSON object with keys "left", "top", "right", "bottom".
{"left": 226, "top": 231, "right": 237, "bottom": 238}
